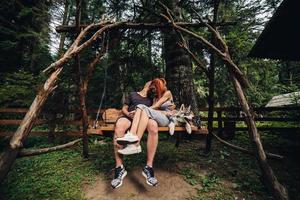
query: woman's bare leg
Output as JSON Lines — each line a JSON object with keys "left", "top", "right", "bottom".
{"left": 136, "top": 109, "right": 150, "bottom": 140}
{"left": 129, "top": 108, "right": 142, "bottom": 134}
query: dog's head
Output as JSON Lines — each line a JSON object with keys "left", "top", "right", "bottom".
{"left": 175, "top": 104, "right": 194, "bottom": 121}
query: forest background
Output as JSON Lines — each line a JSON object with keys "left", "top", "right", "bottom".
{"left": 0, "top": 0, "right": 299, "bottom": 112}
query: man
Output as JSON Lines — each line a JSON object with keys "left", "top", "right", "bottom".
{"left": 111, "top": 81, "right": 159, "bottom": 189}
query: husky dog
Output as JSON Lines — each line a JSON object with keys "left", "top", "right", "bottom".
{"left": 168, "top": 104, "right": 194, "bottom": 135}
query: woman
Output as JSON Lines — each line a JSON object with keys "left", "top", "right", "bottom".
{"left": 116, "top": 78, "right": 175, "bottom": 155}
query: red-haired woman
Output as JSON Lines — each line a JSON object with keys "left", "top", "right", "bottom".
{"left": 116, "top": 78, "right": 174, "bottom": 154}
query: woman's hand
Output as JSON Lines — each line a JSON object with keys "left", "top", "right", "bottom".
{"left": 166, "top": 110, "right": 177, "bottom": 117}
{"left": 168, "top": 103, "right": 176, "bottom": 110}
{"left": 127, "top": 111, "right": 136, "bottom": 119}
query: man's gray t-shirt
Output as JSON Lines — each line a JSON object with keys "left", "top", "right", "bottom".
{"left": 125, "top": 92, "right": 152, "bottom": 112}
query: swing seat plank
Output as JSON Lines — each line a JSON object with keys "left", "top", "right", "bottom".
{"left": 88, "top": 108, "right": 208, "bottom": 135}
{"left": 87, "top": 124, "right": 208, "bottom": 135}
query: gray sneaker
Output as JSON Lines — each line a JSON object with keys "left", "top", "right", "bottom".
{"left": 142, "top": 165, "right": 158, "bottom": 186}
{"left": 111, "top": 165, "right": 127, "bottom": 189}
{"left": 118, "top": 144, "right": 142, "bottom": 155}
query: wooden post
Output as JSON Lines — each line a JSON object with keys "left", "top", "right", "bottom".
{"left": 217, "top": 110, "right": 222, "bottom": 136}
{"left": 74, "top": 0, "right": 89, "bottom": 158}
{"left": 205, "top": 53, "right": 215, "bottom": 152}
{"left": 75, "top": 55, "right": 89, "bottom": 158}
{"left": 205, "top": 0, "right": 220, "bottom": 152}
{"left": 48, "top": 121, "right": 56, "bottom": 143}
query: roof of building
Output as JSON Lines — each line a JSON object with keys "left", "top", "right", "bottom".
{"left": 265, "top": 91, "right": 300, "bottom": 107}
{"left": 248, "top": 0, "right": 300, "bottom": 61}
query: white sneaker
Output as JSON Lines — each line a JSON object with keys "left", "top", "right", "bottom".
{"left": 118, "top": 144, "right": 142, "bottom": 155}
{"left": 116, "top": 131, "right": 139, "bottom": 145}
{"left": 168, "top": 121, "right": 176, "bottom": 135}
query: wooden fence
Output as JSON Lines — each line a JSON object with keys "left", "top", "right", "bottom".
{"left": 0, "top": 106, "right": 299, "bottom": 137}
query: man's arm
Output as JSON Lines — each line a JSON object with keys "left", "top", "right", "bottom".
{"left": 122, "top": 104, "right": 135, "bottom": 119}
{"left": 122, "top": 104, "right": 130, "bottom": 116}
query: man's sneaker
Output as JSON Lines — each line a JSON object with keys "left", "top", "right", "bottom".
{"left": 116, "top": 131, "right": 139, "bottom": 145}
{"left": 111, "top": 165, "right": 127, "bottom": 189}
{"left": 117, "top": 144, "right": 142, "bottom": 155}
{"left": 142, "top": 165, "right": 158, "bottom": 186}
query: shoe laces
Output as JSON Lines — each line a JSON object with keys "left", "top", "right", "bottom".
{"left": 114, "top": 166, "right": 125, "bottom": 179}
{"left": 144, "top": 166, "right": 154, "bottom": 178}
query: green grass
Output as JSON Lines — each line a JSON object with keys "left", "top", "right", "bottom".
{"left": 0, "top": 131, "right": 300, "bottom": 200}
{"left": 0, "top": 147, "right": 96, "bottom": 200}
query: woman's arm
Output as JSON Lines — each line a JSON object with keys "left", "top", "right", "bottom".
{"left": 151, "top": 90, "right": 172, "bottom": 109}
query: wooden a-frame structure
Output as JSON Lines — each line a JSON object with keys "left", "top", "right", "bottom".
{"left": 0, "top": 1, "right": 289, "bottom": 200}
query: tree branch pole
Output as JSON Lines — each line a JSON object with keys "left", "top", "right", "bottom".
{"left": 230, "top": 71, "right": 288, "bottom": 199}
{"left": 211, "top": 132, "right": 283, "bottom": 160}
{"left": 76, "top": 47, "right": 107, "bottom": 158}
{"left": 74, "top": 0, "right": 89, "bottom": 158}
{"left": 160, "top": 4, "right": 289, "bottom": 200}
{"left": 160, "top": 10, "right": 249, "bottom": 88}
{"left": 177, "top": 42, "right": 208, "bottom": 77}
{"left": 177, "top": 23, "right": 288, "bottom": 200}
{"left": 0, "top": 21, "right": 122, "bottom": 183}
{"left": 18, "top": 139, "right": 81, "bottom": 157}
{"left": 0, "top": 68, "right": 62, "bottom": 183}
{"left": 176, "top": 31, "right": 283, "bottom": 160}
{"left": 56, "top": 21, "right": 237, "bottom": 33}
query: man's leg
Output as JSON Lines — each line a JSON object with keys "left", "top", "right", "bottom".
{"left": 114, "top": 118, "right": 131, "bottom": 167}
{"left": 146, "top": 119, "right": 158, "bottom": 167}
{"left": 142, "top": 119, "right": 159, "bottom": 186}
{"left": 111, "top": 117, "right": 131, "bottom": 189}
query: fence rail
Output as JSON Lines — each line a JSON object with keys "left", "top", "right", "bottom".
{"left": 0, "top": 106, "right": 299, "bottom": 137}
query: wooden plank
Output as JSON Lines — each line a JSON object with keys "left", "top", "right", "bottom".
{"left": 1, "top": 126, "right": 208, "bottom": 137}
{"left": 235, "top": 127, "right": 300, "bottom": 131}
{"left": 0, "top": 131, "right": 83, "bottom": 137}
{"left": 0, "top": 119, "right": 48, "bottom": 125}
{"left": 201, "top": 117, "right": 299, "bottom": 122}
{"left": 0, "top": 120, "right": 95, "bottom": 126}
{"left": 0, "top": 117, "right": 298, "bottom": 126}
{"left": 88, "top": 125, "right": 208, "bottom": 134}
{"left": 0, "top": 108, "right": 29, "bottom": 113}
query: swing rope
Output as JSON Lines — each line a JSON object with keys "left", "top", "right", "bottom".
{"left": 93, "top": 31, "right": 109, "bottom": 129}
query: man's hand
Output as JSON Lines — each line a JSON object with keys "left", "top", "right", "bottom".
{"left": 128, "top": 111, "right": 136, "bottom": 119}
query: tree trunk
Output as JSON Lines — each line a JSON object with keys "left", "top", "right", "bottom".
{"left": 163, "top": 0, "right": 199, "bottom": 113}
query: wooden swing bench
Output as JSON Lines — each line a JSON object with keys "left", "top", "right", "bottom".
{"left": 87, "top": 108, "right": 208, "bottom": 135}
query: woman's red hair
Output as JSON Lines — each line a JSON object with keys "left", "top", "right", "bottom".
{"left": 150, "top": 78, "right": 167, "bottom": 99}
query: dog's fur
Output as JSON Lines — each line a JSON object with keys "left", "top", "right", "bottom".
{"left": 168, "top": 104, "right": 194, "bottom": 135}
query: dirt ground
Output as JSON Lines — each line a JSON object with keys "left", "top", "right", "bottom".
{"left": 84, "top": 168, "right": 197, "bottom": 200}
